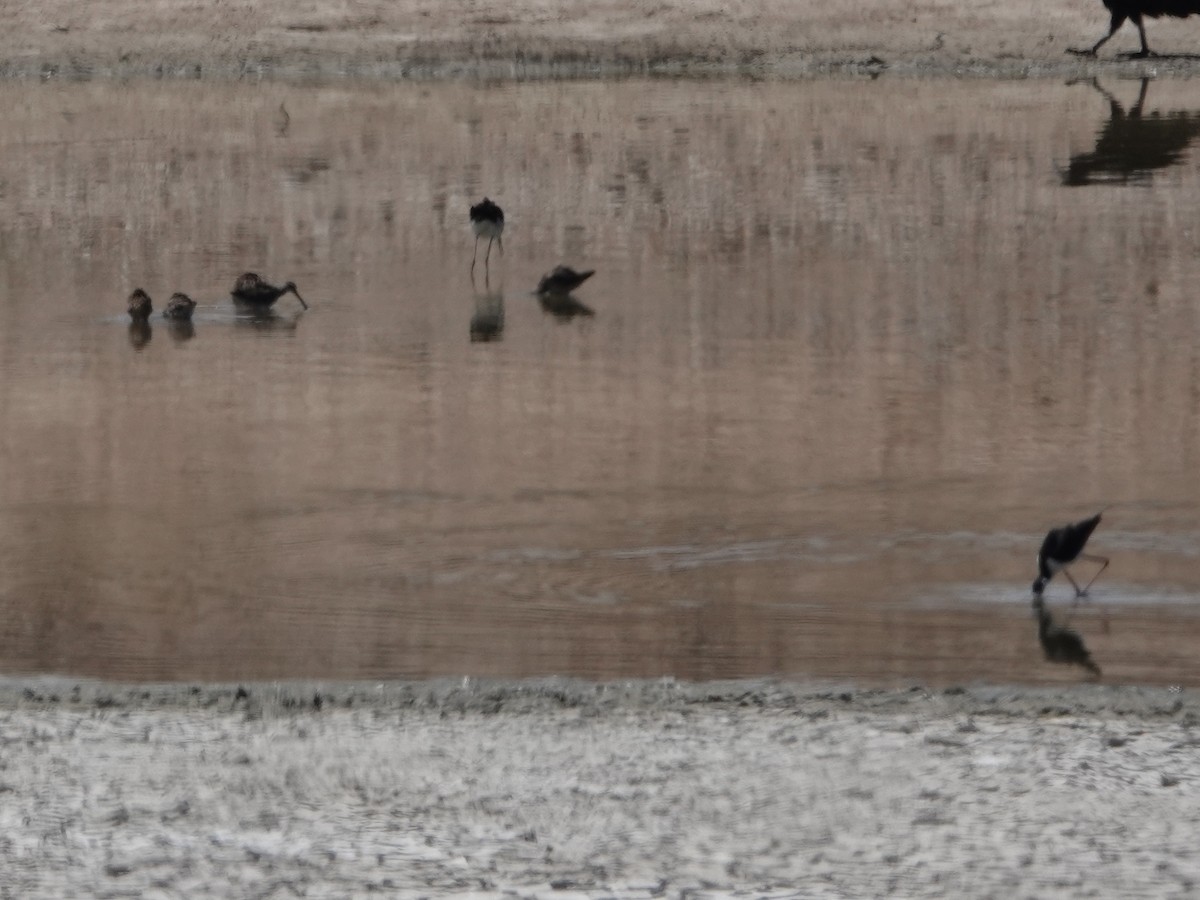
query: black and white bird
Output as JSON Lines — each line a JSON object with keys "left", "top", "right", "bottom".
{"left": 1032, "top": 597, "right": 1102, "bottom": 677}
{"left": 469, "top": 198, "right": 504, "bottom": 272}
{"left": 536, "top": 265, "right": 594, "bottom": 296}
{"left": 1032, "top": 511, "right": 1110, "bottom": 598}
{"left": 1069, "top": 0, "right": 1200, "bottom": 58}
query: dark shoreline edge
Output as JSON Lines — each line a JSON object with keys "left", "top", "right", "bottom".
{"left": 0, "top": 675, "right": 1194, "bottom": 720}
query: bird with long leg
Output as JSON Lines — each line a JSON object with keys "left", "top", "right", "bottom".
{"left": 1032, "top": 511, "right": 1110, "bottom": 599}
{"left": 1069, "top": 0, "right": 1200, "bottom": 58}
{"left": 1032, "top": 596, "right": 1102, "bottom": 678}
{"left": 469, "top": 198, "right": 504, "bottom": 272}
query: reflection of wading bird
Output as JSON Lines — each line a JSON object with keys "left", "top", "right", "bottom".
{"left": 469, "top": 198, "right": 504, "bottom": 272}
{"left": 127, "top": 288, "right": 153, "bottom": 321}
{"left": 1032, "top": 512, "right": 1110, "bottom": 599}
{"left": 1069, "top": 0, "right": 1200, "bottom": 57}
{"left": 470, "top": 271, "right": 505, "bottom": 342}
{"left": 1032, "top": 597, "right": 1102, "bottom": 677}
{"left": 162, "top": 292, "right": 197, "bottom": 321}
{"left": 231, "top": 273, "right": 308, "bottom": 310}
{"left": 1063, "top": 78, "right": 1200, "bottom": 186}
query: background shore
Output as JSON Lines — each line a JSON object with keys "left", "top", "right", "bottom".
{"left": 4, "top": 0, "right": 1200, "bottom": 79}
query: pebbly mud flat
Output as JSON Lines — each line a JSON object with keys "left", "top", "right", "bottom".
{"left": 1, "top": 677, "right": 1197, "bottom": 898}
{"left": 8, "top": 0, "right": 1200, "bottom": 81}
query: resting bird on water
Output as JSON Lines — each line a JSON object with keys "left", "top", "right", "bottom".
{"left": 469, "top": 198, "right": 504, "bottom": 272}
{"left": 231, "top": 273, "right": 308, "bottom": 310}
{"left": 536, "top": 265, "right": 595, "bottom": 296}
{"left": 162, "top": 292, "right": 197, "bottom": 321}
{"left": 127, "top": 289, "right": 153, "bottom": 321}
{"left": 1032, "top": 511, "right": 1110, "bottom": 599}
{"left": 1032, "top": 597, "right": 1102, "bottom": 677}
{"left": 1070, "top": 0, "right": 1200, "bottom": 57}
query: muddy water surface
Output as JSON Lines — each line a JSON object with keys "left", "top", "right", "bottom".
{"left": 1, "top": 76, "right": 1198, "bottom": 683}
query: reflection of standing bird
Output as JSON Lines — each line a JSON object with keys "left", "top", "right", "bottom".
{"left": 1033, "top": 597, "right": 1102, "bottom": 677}
{"left": 162, "top": 292, "right": 197, "bottom": 321}
{"left": 536, "top": 265, "right": 595, "bottom": 296}
{"left": 469, "top": 198, "right": 504, "bottom": 272}
{"left": 1033, "top": 512, "right": 1109, "bottom": 598}
{"left": 127, "top": 288, "right": 153, "bottom": 321}
{"left": 470, "top": 272, "right": 505, "bottom": 343}
{"left": 231, "top": 273, "right": 308, "bottom": 310}
{"left": 1063, "top": 79, "right": 1200, "bottom": 186}
{"left": 1069, "top": 1, "right": 1200, "bottom": 57}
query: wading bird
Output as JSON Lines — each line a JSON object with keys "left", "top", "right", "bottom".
{"left": 231, "top": 273, "right": 308, "bottom": 310}
{"left": 1032, "top": 511, "right": 1110, "bottom": 598}
{"left": 1069, "top": 0, "right": 1200, "bottom": 57}
{"left": 469, "top": 198, "right": 504, "bottom": 272}
{"left": 162, "top": 292, "right": 197, "bottom": 321}
{"left": 127, "top": 289, "right": 153, "bottom": 321}
{"left": 536, "top": 265, "right": 595, "bottom": 296}
{"left": 1032, "top": 597, "right": 1102, "bottom": 677}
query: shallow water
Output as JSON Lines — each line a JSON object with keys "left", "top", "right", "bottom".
{"left": 1, "top": 75, "right": 1198, "bottom": 684}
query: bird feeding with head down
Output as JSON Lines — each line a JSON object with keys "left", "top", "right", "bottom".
{"left": 1032, "top": 511, "right": 1110, "bottom": 599}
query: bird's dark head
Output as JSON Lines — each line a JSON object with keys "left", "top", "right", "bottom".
{"left": 1032, "top": 575, "right": 1048, "bottom": 596}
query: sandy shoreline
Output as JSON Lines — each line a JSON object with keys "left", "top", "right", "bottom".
{"left": 2, "top": 677, "right": 1197, "bottom": 897}
{"left": 7, "top": 0, "right": 1200, "bottom": 81}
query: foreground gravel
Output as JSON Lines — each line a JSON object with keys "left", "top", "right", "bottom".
{"left": 0, "top": 678, "right": 1196, "bottom": 898}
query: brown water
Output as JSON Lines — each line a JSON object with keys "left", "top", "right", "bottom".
{"left": 1, "top": 75, "right": 1198, "bottom": 685}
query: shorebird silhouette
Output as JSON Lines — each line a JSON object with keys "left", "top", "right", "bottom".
{"left": 1069, "top": 0, "right": 1200, "bottom": 57}
{"left": 162, "top": 292, "right": 197, "bottom": 321}
{"left": 536, "top": 265, "right": 595, "bottom": 296}
{"left": 231, "top": 273, "right": 308, "bottom": 310}
{"left": 469, "top": 198, "right": 504, "bottom": 272}
{"left": 127, "top": 289, "right": 153, "bottom": 322}
{"left": 1032, "top": 511, "right": 1110, "bottom": 599}
{"left": 1032, "top": 597, "right": 1102, "bottom": 677}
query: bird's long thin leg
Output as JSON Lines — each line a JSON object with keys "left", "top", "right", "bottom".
{"left": 484, "top": 236, "right": 494, "bottom": 266}
{"left": 497, "top": 234, "right": 504, "bottom": 256}
{"left": 471, "top": 235, "right": 480, "bottom": 272}
{"left": 1078, "top": 554, "right": 1110, "bottom": 594}
{"left": 1133, "top": 15, "right": 1153, "bottom": 57}
{"left": 1062, "top": 567, "right": 1086, "bottom": 601}
{"left": 1069, "top": 13, "right": 1125, "bottom": 56}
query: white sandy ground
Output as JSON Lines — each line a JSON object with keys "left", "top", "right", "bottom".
{"left": 1, "top": 678, "right": 1197, "bottom": 898}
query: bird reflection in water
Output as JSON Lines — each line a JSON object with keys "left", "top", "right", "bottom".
{"left": 1063, "top": 78, "right": 1200, "bottom": 186}
{"left": 165, "top": 320, "right": 196, "bottom": 343}
{"left": 127, "top": 319, "right": 152, "bottom": 350}
{"left": 1032, "top": 597, "right": 1102, "bottom": 678}
{"left": 470, "top": 270, "right": 505, "bottom": 343}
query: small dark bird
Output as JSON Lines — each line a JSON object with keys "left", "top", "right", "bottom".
{"left": 1032, "top": 511, "right": 1110, "bottom": 598}
{"left": 1032, "top": 597, "right": 1102, "bottom": 677}
{"left": 536, "top": 265, "right": 595, "bottom": 296}
{"left": 1069, "top": 0, "right": 1200, "bottom": 58}
{"left": 231, "top": 273, "right": 308, "bottom": 310}
{"left": 162, "top": 292, "right": 197, "bottom": 321}
{"left": 469, "top": 198, "right": 504, "bottom": 272}
{"left": 127, "top": 288, "right": 153, "bottom": 321}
